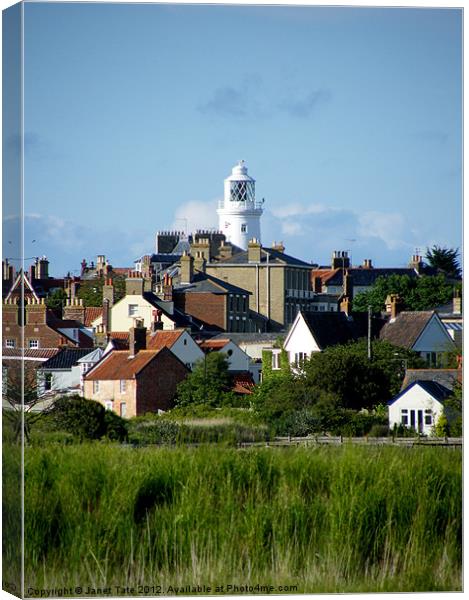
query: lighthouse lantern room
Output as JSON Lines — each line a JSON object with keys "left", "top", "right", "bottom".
{"left": 217, "top": 160, "right": 264, "bottom": 250}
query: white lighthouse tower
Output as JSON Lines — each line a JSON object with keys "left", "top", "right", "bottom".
{"left": 217, "top": 160, "right": 264, "bottom": 250}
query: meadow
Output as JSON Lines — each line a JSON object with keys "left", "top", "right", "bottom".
{"left": 21, "top": 443, "right": 461, "bottom": 594}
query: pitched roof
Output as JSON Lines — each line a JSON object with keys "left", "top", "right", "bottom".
{"left": 300, "top": 311, "right": 379, "bottom": 350}
{"left": 388, "top": 380, "right": 453, "bottom": 406}
{"left": 323, "top": 267, "right": 419, "bottom": 287}
{"left": 210, "top": 332, "right": 280, "bottom": 344}
{"left": 146, "top": 329, "right": 185, "bottom": 351}
{"left": 198, "top": 339, "right": 230, "bottom": 351}
{"left": 174, "top": 271, "right": 251, "bottom": 295}
{"left": 401, "top": 368, "right": 462, "bottom": 391}
{"left": 84, "top": 307, "right": 103, "bottom": 327}
{"left": 215, "top": 247, "right": 311, "bottom": 267}
{"left": 77, "top": 348, "right": 104, "bottom": 363}
{"left": 142, "top": 292, "right": 206, "bottom": 330}
{"left": 40, "top": 347, "right": 96, "bottom": 370}
{"left": 379, "top": 311, "right": 434, "bottom": 349}
{"left": 1, "top": 348, "right": 60, "bottom": 360}
{"left": 231, "top": 372, "right": 255, "bottom": 395}
{"left": 85, "top": 349, "right": 164, "bottom": 380}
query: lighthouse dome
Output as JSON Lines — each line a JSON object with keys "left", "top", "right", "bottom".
{"left": 226, "top": 160, "right": 255, "bottom": 182}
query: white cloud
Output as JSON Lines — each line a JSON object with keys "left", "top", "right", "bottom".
{"left": 171, "top": 199, "right": 219, "bottom": 233}
{"left": 358, "top": 211, "right": 414, "bottom": 251}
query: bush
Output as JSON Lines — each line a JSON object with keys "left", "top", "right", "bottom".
{"left": 103, "top": 410, "right": 128, "bottom": 442}
{"left": 129, "top": 419, "right": 180, "bottom": 445}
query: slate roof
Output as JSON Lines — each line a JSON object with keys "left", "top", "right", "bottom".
{"left": 301, "top": 311, "right": 383, "bottom": 350}
{"left": 215, "top": 247, "right": 311, "bottom": 267}
{"left": 40, "top": 347, "right": 96, "bottom": 370}
{"left": 210, "top": 332, "right": 280, "bottom": 344}
{"left": 142, "top": 292, "right": 206, "bottom": 330}
{"left": 379, "top": 311, "right": 434, "bottom": 349}
{"left": 401, "top": 369, "right": 462, "bottom": 391}
{"left": 388, "top": 380, "right": 453, "bottom": 406}
{"left": 146, "top": 330, "right": 185, "bottom": 351}
{"left": 77, "top": 348, "right": 103, "bottom": 363}
{"left": 174, "top": 272, "right": 251, "bottom": 295}
{"left": 322, "top": 267, "right": 419, "bottom": 288}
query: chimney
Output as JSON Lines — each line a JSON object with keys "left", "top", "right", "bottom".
{"left": 25, "top": 297, "right": 47, "bottom": 325}
{"left": 190, "top": 238, "right": 210, "bottom": 262}
{"left": 152, "top": 308, "right": 164, "bottom": 331}
{"left": 409, "top": 254, "right": 424, "bottom": 274}
{"left": 218, "top": 240, "right": 233, "bottom": 260}
{"left": 271, "top": 241, "right": 285, "bottom": 253}
{"left": 103, "top": 278, "right": 114, "bottom": 306}
{"left": 453, "top": 289, "right": 462, "bottom": 315}
{"left": 312, "top": 276, "right": 323, "bottom": 293}
{"left": 96, "top": 255, "right": 106, "bottom": 275}
{"left": 102, "top": 298, "right": 110, "bottom": 334}
{"left": 129, "top": 319, "right": 147, "bottom": 357}
{"left": 81, "top": 259, "right": 87, "bottom": 276}
{"left": 332, "top": 250, "right": 350, "bottom": 270}
{"left": 180, "top": 252, "right": 194, "bottom": 284}
{"left": 340, "top": 296, "right": 351, "bottom": 316}
{"left": 63, "top": 298, "right": 85, "bottom": 322}
{"left": 3, "top": 298, "right": 19, "bottom": 325}
{"left": 362, "top": 259, "right": 373, "bottom": 269}
{"left": 248, "top": 238, "right": 262, "bottom": 263}
{"left": 162, "top": 273, "right": 173, "bottom": 301}
{"left": 2, "top": 259, "right": 14, "bottom": 283}
{"left": 343, "top": 270, "right": 353, "bottom": 299}
{"left": 29, "top": 263, "right": 36, "bottom": 281}
{"left": 385, "top": 294, "right": 403, "bottom": 319}
{"left": 36, "top": 256, "right": 49, "bottom": 279}
{"left": 194, "top": 251, "right": 206, "bottom": 274}
{"left": 125, "top": 271, "right": 144, "bottom": 296}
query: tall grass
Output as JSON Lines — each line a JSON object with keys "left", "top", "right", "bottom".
{"left": 23, "top": 444, "right": 461, "bottom": 592}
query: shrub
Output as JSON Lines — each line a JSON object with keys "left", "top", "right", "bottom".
{"left": 49, "top": 396, "right": 107, "bottom": 440}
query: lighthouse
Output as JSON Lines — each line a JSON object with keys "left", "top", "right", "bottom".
{"left": 217, "top": 160, "right": 264, "bottom": 250}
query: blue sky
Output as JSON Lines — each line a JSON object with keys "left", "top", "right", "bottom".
{"left": 4, "top": 2, "right": 462, "bottom": 277}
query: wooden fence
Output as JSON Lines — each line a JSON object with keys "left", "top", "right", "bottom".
{"left": 237, "top": 436, "right": 462, "bottom": 448}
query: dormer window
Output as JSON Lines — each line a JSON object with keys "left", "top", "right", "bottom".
{"left": 241, "top": 223, "right": 247, "bottom": 233}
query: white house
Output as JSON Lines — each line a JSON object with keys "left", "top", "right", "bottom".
{"left": 387, "top": 380, "right": 453, "bottom": 435}
{"left": 283, "top": 310, "right": 369, "bottom": 368}
{"left": 379, "top": 311, "right": 457, "bottom": 366}
{"left": 38, "top": 347, "right": 100, "bottom": 396}
{"left": 199, "top": 338, "right": 262, "bottom": 383}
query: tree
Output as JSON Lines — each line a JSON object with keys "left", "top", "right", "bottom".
{"left": 48, "top": 395, "right": 128, "bottom": 441}
{"left": 302, "top": 339, "right": 425, "bottom": 410}
{"left": 353, "top": 274, "right": 453, "bottom": 313}
{"left": 45, "top": 288, "right": 69, "bottom": 311}
{"left": 77, "top": 275, "right": 126, "bottom": 307}
{"left": 425, "top": 245, "right": 461, "bottom": 279}
{"left": 176, "top": 352, "right": 232, "bottom": 407}
{"left": 3, "top": 363, "right": 46, "bottom": 443}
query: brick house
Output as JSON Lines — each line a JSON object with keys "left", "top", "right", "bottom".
{"left": 3, "top": 297, "right": 93, "bottom": 351}
{"left": 83, "top": 325, "right": 189, "bottom": 417}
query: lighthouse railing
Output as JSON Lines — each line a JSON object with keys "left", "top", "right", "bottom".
{"left": 217, "top": 199, "right": 264, "bottom": 210}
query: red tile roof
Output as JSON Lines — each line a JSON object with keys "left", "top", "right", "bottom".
{"left": 2, "top": 348, "right": 60, "bottom": 360}
{"left": 109, "top": 332, "right": 130, "bottom": 340}
{"left": 198, "top": 339, "right": 230, "bottom": 351}
{"left": 146, "top": 329, "right": 185, "bottom": 351}
{"left": 231, "top": 372, "right": 255, "bottom": 395}
{"left": 311, "top": 268, "right": 340, "bottom": 285}
{"left": 85, "top": 349, "right": 163, "bottom": 380}
{"left": 84, "top": 307, "right": 103, "bottom": 326}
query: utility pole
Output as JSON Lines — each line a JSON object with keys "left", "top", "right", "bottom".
{"left": 367, "top": 305, "right": 372, "bottom": 360}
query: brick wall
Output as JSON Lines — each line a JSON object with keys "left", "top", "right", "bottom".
{"left": 136, "top": 348, "right": 189, "bottom": 415}
{"left": 174, "top": 292, "right": 226, "bottom": 330}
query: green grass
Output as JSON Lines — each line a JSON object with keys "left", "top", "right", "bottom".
{"left": 20, "top": 444, "right": 461, "bottom": 593}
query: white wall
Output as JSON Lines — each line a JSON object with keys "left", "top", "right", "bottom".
{"left": 111, "top": 296, "right": 175, "bottom": 331}
{"left": 170, "top": 331, "right": 205, "bottom": 370}
{"left": 388, "top": 384, "right": 444, "bottom": 436}
{"left": 412, "top": 314, "right": 456, "bottom": 354}
{"left": 284, "top": 313, "right": 321, "bottom": 365}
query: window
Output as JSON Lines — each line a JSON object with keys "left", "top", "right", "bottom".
{"left": 28, "top": 339, "right": 39, "bottom": 349}
{"left": 93, "top": 380, "right": 100, "bottom": 394}
{"left": 105, "top": 401, "right": 113, "bottom": 411}
{"left": 120, "top": 402, "right": 127, "bottom": 418}
{"left": 424, "top": 409, "right": 433, "bottom": 425}
{"left": 272, "top": 351, "right": 280, "bottom": 370}
{"left": 241, "top": 223, "right": 247, "bottom": 233}
{"left": 295, "top": 352, "right": 307, "bottom": 367}
{"left": 44, "top": 373, "right": 52, "bottom": 391}
{"left": 5, "top": 339, "right": 15, "bottom": 348}
{"left": 183, "top": 338, "right": 187, "bottom": 346}
{"left": 128, "top": 304, "right": 138, "bottom": 317}
{"left": 401, "top": 409, "right": 408, "bottom": 426}
{"left": 120, "top": 380, "right": 127, "bottom": 393}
